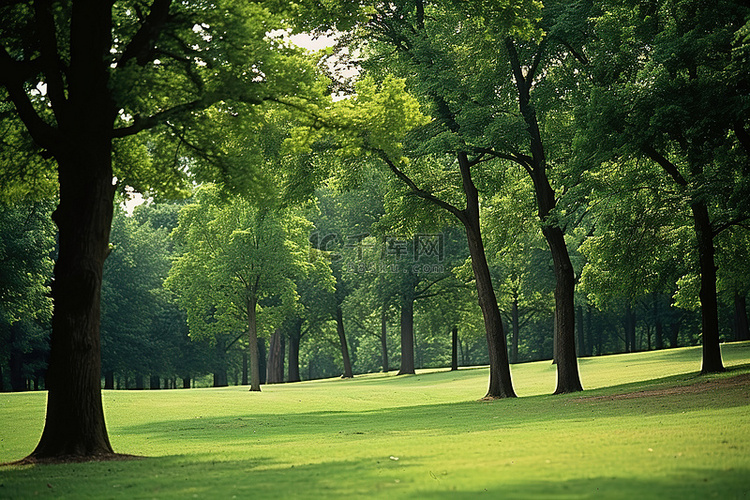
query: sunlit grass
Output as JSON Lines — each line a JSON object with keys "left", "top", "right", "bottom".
{"left": 1, "top": 342, "right": 749, "bottom": 499}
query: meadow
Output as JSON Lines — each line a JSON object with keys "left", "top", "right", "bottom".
{"left": 1, "top": 342, "right": 749, "bottom": 499}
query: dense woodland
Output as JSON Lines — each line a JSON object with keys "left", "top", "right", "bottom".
{"left": 0, "top": 0, "right": 749, "bottom": 460}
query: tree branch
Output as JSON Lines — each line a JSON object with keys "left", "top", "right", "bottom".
{"left": 642, "top": 144, "right": 688, "bottom": 186}
{"left": 117, "top": 0, "right": 174, "bottom": 68}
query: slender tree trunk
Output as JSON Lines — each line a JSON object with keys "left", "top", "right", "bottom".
{"left": 103, "top": 370, "right": 114, "bottom": 390}
{"left": 287, "top": 318, "right": 302, "bottom": 382}
{"left": 266, "top": 329, "right": 284, "bottom": 384}
{"left": 576, "top": 305, "right": 586, "bottom": 358}
{"left": 692, "top": 202, "right": 725, "bottom": 373}
{"left": 624, "top": 303, "right": 636, "bottom": 353}
{"left": 735, "top": 291, "right": 750, "bottom": 341}
{"left": 335, "top": 305, "right": 354, "bottom": 378}
{"left": 248, "top": 295, "right": 261, "bottom": 391}
{"left": 182, "top": 377, "right": 191, "bottom": 389}
{"left": 451, "top": 325, "right": 459, "bottom": 371}
{"left": 457, "top": 152, "right": 515, "bottom": 399}
{"left": 398, "top": 291, "right": 416, "bottom": 375}
{"left": 511, "top": 298, "right": 520, "bottom": 364}
{"left": 381, "top": 304, "right": 390, "bottom": 372}
{"left": 242, "top": 351, "right": 248, "bottom": 386}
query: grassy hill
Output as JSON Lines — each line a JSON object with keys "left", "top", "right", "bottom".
{"left": 1, "top": 342, "right": 749, "bottom": 499}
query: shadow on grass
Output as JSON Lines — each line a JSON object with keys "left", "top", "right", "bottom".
{"left": 111, "top": 366, "right": 750, "bottom": 449}
{"left": 1, "top": 452, "right": 747, "bottom": 499}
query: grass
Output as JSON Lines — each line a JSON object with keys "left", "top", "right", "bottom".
{"left": 1, "top": 342, "right": 749, "bottom": 499}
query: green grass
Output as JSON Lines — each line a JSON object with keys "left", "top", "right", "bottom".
{"left": 2, "top": 342, "right": 750, "bottom": 499}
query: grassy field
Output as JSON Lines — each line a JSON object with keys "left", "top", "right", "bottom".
{"left": 1, "top": 342, "right": 749, "bottom": 499}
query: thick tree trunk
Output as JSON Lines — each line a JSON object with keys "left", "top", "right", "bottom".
{"left": 692, "top": 202, "right": 724, "bottom": 373}
{"left": 335, "top": 305, "right": 354, "bottom": 378}
{"left": 248, "top": 296, "right": 261, "bottom": 391}
{"left": 182, "top": 377, "right": 191, "bottom": 389}
{"left": 734, "top": 291, "right": 749, "bottom": 341}
{"left": 398, "top": 292, "right": 416, "bottom": 375}
{"left": 381, "top": 305, "right": 390, "bottom": 372}
{"left": 287, "top": 318, "right": 302, "bottom": 382}
{"left": 29, "top": 144, "right": 116, "bottom": 459}
{"left": 451, "top": 325, "right": 459, "bottom": 371}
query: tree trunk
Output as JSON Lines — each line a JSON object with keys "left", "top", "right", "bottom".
{"left": 398, "top": 291, "right": 416, "bottom": 375}
{"left": 335, "top": 305, "right": 354, "bottom": 378}
{"left": 248, "top": 296, "right": 261, "bottom": 391}
{"left": 692, "top": 202, "right": 724, "bottom": 373}
{"left": 451, "top": 325, "right": 459, "bottom": 371}
{"left": 624, "top": 303, "right": 636, "bottom": 353}
{"left": 381, "top": 303, "right": 390, "bottom": 372}
{"left": 576, "top": 305, "right": 586, "bottom": 358}
{"left": 511, "top": 298, "right": 520, "bottom": 364}
{"left": 182, "top": 377, "right": 191, "bottom": 389}
{"left": 266, "top": 329, "right": 284, "bottom": 384}
{"left": 734, "top": 291, "right": 749, "bottom": 341}
{"left": 457, "top": 152, "right": 515, "bottom": 399}
{"left": 287, "top": 318, "right": 302, "bottom": 382}
{"left": 103, "top": 370, "right": 114, "bottom": 390}
{"left": 242, "top": 351, "right": 248, "bottom": 386}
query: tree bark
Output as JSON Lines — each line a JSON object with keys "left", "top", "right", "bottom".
{"left": 287, "top": 318, "right": 302, "bottom": 382}
{"left": 381, "top": 303, "right": 390, "bottom": 372}
{"left": 458, "top": 152, "right": 516, "bottom": 399}
{"left": 506, "top": 38, "right": 582, "bottom": 394}
{"left": 335, "top": 305, "right": 354, "bottom": 378}
{"left": 511, "top": 298, "right": 520, "bottom": 364}
{"left": 398, "top": 289, "right": 416, "bottom": 375}
{"left": 692, "top": 202, "right": 725, "bottom": 373}
{"left": 247, "top": 295, "right": 261, "bottom": 391}
{"left": 735, "top": 291, "right": 750, "bottom": 341}
{"left": 266, "top": 329, "right": 284, "bottom": 384}
{"left": 451, "top": 325, "right": 459, "bottom": 371}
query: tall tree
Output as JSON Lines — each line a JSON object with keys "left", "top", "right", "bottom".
{"left": 0, "top": 0, "right": 322, "bottom": 460}
{"left": 578, "top": 0, "right": 750, "bottom": 373}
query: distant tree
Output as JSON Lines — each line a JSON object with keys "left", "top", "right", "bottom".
{"left": 167, "top": 185, "right": 311, "bottom": 392}
{"left": 0, "top": 200, "right": 55, "bottom": 392}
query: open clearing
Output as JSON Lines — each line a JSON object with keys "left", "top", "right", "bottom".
{"left": 1, "top": 342, "right": 749, "bottom": 499}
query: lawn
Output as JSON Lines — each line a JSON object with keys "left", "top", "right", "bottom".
{"left": 1, "top": 342, "right": 749, "bottom": 499}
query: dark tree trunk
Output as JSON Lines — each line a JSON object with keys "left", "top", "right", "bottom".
{"left": 692, "top": 202, "right": 724, "bottom": 373}
{"left": 451, "top": 325, "right": 459, "bottom": 371}
{"left": 135, "top": 374, "right": 145, "bottom": 390}
{"left": 511, "top": 298, "right": 520, "bottom": 364}
{"left": 182, "top": 377, "right": 191, "bottom": 389}
{"left": 242, "top": 351, "right": 248, "bottom": 386}
{"left": 734, "top": 291, "right": 749, "bottom": 341}
{"left": 654, "top": 293, "right": 664, "bottom": 350}
{"left": 248, "top": 295, "right": 261, "bottom": 391}
{"left": 381, "top": 304, "right": 390, "bottom": 372}
{"left": 9, "top": 323, "right": 25, "bottom": 392}
{"left": 335, "top": 305, "right": 354, "bottom": 378}
{"left": 576, "top": 305, "right": 586, "bottom": 358}
{"left": 266, "top": 329, "right": 284, "bottom": 384}
{"left": 103, "top": 370, "right": 114, "bottom": 390}
{"left": 287, "top": 318, "right": 302, "bottom": 382}
{"left": 258, "top": 337, "right": 267, "bottom": 385}
{"left": 669, "top": 322, "right": 680, "bottom": 348}
{"left": 505, "top": 38, "right": 581, "bottom": 394}
{"left": 398, "top": 291, "right": 416, "bottom": 375}
{"left": 624, "top": 303, "right": 636, "bottom": 353}
{"left": 149, "top": 375, "right": 160, "bottom": 390}
{"left": 25, "top": 1, "right": 119, "bottom": 461}
{"left": 457, "top": 152, "right": 516, "bottom": 399}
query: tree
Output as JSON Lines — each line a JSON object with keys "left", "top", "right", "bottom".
{"left": 0, "top": 0, "right": 323, "bottom": 460}
{"left": 578, "top": 0, "right": 750, "bottom": 373}
{"left": 167, "top": 185, "right": 311, "bottom": 392}
{"left": 0, "top": 200, "right": 55, "bottom": 392}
